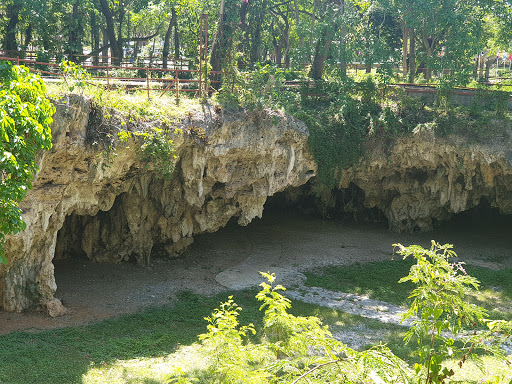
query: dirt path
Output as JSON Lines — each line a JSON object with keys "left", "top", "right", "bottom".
{"left": 1, "top": 211, "right": 511, "bottom": 335}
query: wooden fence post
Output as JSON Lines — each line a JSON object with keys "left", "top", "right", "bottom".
{"left": 146, "top": 66, "right": 150, "bottom": 99}
{"left": 176, "top": 68, "right": 179, "bottom": 99}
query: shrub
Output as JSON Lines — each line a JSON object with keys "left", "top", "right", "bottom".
{"left": 0, "top": 61, "right": 54, "bottom": 263}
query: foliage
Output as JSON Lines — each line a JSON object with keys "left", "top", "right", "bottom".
{"left": 117, "top": 127, "right": 178, "bottom": 180}
{"left": 195, "top": 296, "right": 265, "bottom": 383}
{"left": 394, "top": 241, "right": 512, "bottom": 384}
{"left": 168, "top": 272, "right": 410, "bottom": 384}
{"left": 0, "top": 61, "right": 54, "bottom": 263}
{"left": 237, "top": 64, "right": 297, "bottom": 111}
{"left": 59, "top": 60, "right": 91, "bottom": 94}
{"left": 293, "top": 76, "right": 386, "bottom": 189}
{"left": 134, "top": 128, "right": 177, "bottom": 180}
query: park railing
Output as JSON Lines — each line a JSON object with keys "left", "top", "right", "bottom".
{"left": 0, "top": 54, "right": 220, "bottom": 99}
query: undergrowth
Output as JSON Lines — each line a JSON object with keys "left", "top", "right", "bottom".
{"left": 213, "top": 65, "right": 512, "bottom": 190}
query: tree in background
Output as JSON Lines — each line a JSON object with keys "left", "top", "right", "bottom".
{"left": 395, "top": 0, "right": 489, "bottom": 84}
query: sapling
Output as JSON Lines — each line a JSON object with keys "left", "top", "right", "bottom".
{"left": 394, "top": 241, "right": 510, "bottom": 384}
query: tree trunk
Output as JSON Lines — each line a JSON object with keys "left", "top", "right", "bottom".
{"left": 485, "top": 57, "right": 494, "bottom": 82}
{"left": 294, "top": 0, "right": 304, "bottom": 52}
{"left": 402, "top": 22, "right": 408, "bottom": 78}
{"left": 310, "top": 0, "right": 342, "bottom": 79}
{"left": 283, "top": 21, "right": 290, "bottom": 68}
{"left": 21, "top": 24, "right": 32, "bottom": 58}
{"left": 237, "top": 0, "right": 249, "bottom": 69}
{"left": 174, "top": 21, "right": 179, "bottom": 60}
{"left": 99, "top": 0, "right": 122, "bottom": 65}
{"left": 249, "top": 13, "right": 263, "bottom": 64}
{"left": 210, "top": 0, "right": 226, "bottom": 74}
{"left": 91, "top": 11, "right": 100, "bottom": 66}
{"left": 309, "top": 30, "right": 332, "bottom": 79}
{"left": 273, "top": 34, "right": 282, "bottom": 66}
{"left": 70, "top": 0, "right": 84, "bottom": 60}
{"left": 426, "top": 47, "right": 432, "bottom": 82}
{"left": 162, "top": 7, "right": 177, "bottom": 69}
{"left": 478, "top": 53, "right": 484, "bottom": 80}
{"left": 338, "top": 0, "right": 346, "bottom": 78}
{"left": 101, "top": 27, "right": 109, "bottom": 65}
{"left": 2, "top": 2, "right": 22, "bottom": 54}
{"left": 408, "top": 30, "right": 415, "bottom": 83}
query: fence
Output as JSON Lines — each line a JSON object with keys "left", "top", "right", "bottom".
{"left": 2, "top": 53, "right": 512, "bottom": 106}
{"left": 0, "top": 54, "right": 220, "bottom": 98}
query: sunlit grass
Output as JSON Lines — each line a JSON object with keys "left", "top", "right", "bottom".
{"left": 1, "top": 261, "right": 510, "bottom": 383}
{"left": 305, "top": 260, "right": 512, "bottom": 320}
{"left": 44, "top": 80, "right": 201, "bottom": 125}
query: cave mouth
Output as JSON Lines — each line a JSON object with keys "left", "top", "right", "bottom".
{"left": 53, "top": 192, "right": 141, "bottom": 266}
{"left": 54, "top": 213, "right": 93, "bottom": 262}
{"left": 434, "top": 199, "right": 512, "bottom": 233}
{"left": 263, "top": 180, "right": 388, "bottom": 227}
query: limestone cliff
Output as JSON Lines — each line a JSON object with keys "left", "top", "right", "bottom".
{"left": 3, "top": 94, "right": 512, "bottom": 314}
{"left": 0, "top": 95, "right": 316, "bottom": 312}
{"left": 337, "top": 130, "right": 512, "bottom": 232}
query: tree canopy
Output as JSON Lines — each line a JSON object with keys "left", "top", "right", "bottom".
{"left": 1, "top": 0, "right": 511, "bottom": 84}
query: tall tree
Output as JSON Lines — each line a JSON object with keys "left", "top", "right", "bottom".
{"left": 309, "top": 0, "right": 343, "bottom": 79}
{"left": 1, "top": 0, "right": 22, "bottom": 54}
{"left": 395, "top": 0, "right": 487, "bottom": 83}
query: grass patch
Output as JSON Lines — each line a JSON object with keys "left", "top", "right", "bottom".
{"left": 304, "top": 260, "right": 512, "bottom": 321}
{"left": 0, "top": 290, "right": 258, "bottom": 384}
{"left": 304, "top": 259, "right": 416, "bottom": 306}
{"left": 45, "top": 81, "right": 201, "bottom": 125}
{"left": 0, "top": 287, "right": 403, "bottom": 384}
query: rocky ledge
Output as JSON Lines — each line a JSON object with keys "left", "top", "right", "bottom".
{"left": 0, "top": 95, "right": 316, "bottom": 312}
{"left": 337, "top": 129, "right": 512, "bottom": 232}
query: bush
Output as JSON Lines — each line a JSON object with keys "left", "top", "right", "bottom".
{"left": 169, "top": 245, "right": 512, "bottom": 384}
{"left": 0, "top": 61, "right": 54, "bottom": 263}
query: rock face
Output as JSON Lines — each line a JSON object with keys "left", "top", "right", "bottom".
{"left": 0, "top": 95, "right": 316, "bottom": 312}
{"left": 338, "top": 131, "right": 512, "bottom": 232}
{"left": 3, "top": 94, "right": 512, "bottom": 313}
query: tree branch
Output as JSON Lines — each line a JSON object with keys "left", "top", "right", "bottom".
{"left": 291, "top": 360, "right": 343, "bottom": 384}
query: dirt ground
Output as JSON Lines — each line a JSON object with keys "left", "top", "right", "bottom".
{"left": 1, "top": 210, "right": 511, "bottom": 335}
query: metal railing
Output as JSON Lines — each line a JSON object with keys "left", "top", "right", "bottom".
{"left": 0, "top": 55, "right": 220, "bottom": 99}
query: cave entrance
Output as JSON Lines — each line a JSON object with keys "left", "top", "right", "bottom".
{"left": 434, "top": 198, "right": 512, "bottom": 233}
{"left": 431, "top": 199, "right": 512, "bottom": 262}
{"left": 54, "top": 207, "right": 136, "bottom": 264}
{"left": 263, "top": 180, "right": 388, "bottom": 227}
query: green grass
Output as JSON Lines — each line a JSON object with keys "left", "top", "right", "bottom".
{"left": 1, "top": 262, "right": 511, "bottom": 383}
{"left": 0, "top": 288, "right": 397, "bottom": 384}
{"left": 304, "top": 260, "right": 512, "bottom": 320}
{"left": 0, "top": 291, "right": 257, "bottom": 384}
{"left": 304, "top": 259, "right": 416, "bottom": 306}
{"left": 45, "top": 81, "right": 201, "bottom": 125}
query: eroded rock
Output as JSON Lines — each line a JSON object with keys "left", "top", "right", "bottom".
{"left": 338, "top": 131, "right": 512, "bottom": 232}
{"left": 0, "top": 95, "right": 316, "bottom": 312}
